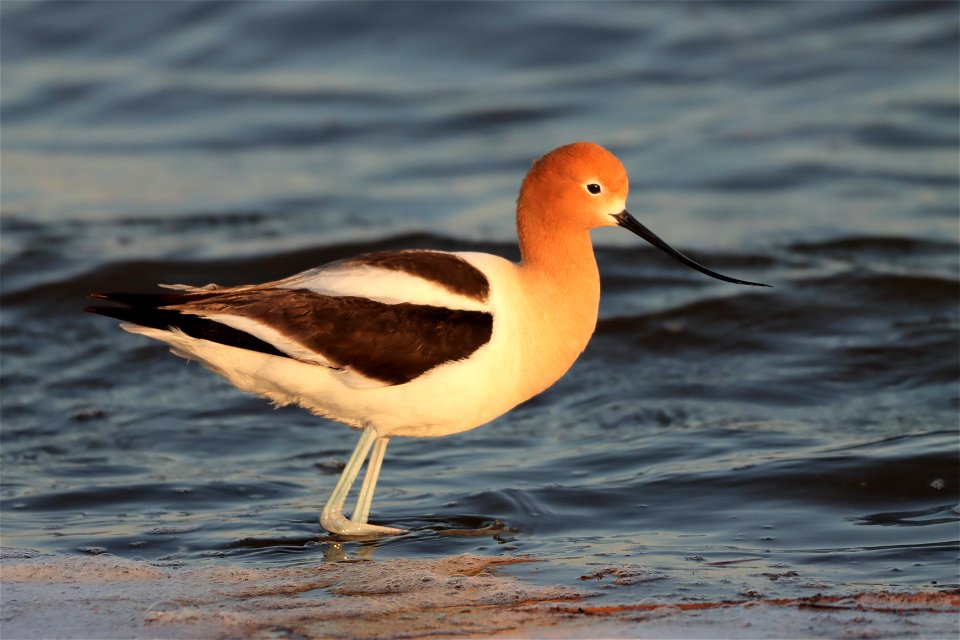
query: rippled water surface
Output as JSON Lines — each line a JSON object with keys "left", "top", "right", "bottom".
{"left": 2, "top": 0, "right": 958, "bottom": 606}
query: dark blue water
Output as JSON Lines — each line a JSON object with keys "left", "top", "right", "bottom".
{"left": 2, "top": 0, "right": 957, "bottom": 605}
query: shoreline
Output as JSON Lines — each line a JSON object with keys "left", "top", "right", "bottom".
{"left": 2, "top": 548, "right": 957, "bottom": 639}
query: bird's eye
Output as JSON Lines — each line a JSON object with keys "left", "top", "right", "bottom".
{"left": 586, "top": 183, "right": 602, "bottom": 195}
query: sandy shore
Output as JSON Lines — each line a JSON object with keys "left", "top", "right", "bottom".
{"left": 2, "top": 548, "right": 957, "bottom": 639}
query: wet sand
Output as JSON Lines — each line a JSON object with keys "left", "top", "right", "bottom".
{"left": 2, "top": 548, "right": 956, "bottom": 639}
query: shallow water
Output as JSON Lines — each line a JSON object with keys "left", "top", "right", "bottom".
{"left": 2, "top": 0, "right": 958, "bottom": 608}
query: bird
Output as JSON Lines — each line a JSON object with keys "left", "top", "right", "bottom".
{"left": 86, "top": 141, "right": 768, "bottom": 537}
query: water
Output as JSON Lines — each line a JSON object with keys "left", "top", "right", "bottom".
{"left": 2, "top": 0, "right": 957, "bottom": 607}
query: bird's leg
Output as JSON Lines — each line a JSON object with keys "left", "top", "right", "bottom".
{"left": 320, "top": 427, "right": 405, "bottom": 536}
{"left": 352, "top": 436, "right": 389, "bottom": 525}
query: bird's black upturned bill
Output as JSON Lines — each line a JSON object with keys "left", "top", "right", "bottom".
{"left": 614, "top": 210, "right": 770, "bottom": 287}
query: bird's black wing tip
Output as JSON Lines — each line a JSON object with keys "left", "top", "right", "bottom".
{"left": 83, "top": 304, "right": 145, "bottom": 322}
{"left": 87, "top": 292, "right": 145, "bottom": 306}
{"left": 84, "top": 291, "right": 205, "bottom": 307}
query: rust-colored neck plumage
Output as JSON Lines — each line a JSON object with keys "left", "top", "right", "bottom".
{"left": 511, "top": 172, "right": 601, "bottom": 398}
{"left": 506, "top": 141, "right": 630, "bottom": 398}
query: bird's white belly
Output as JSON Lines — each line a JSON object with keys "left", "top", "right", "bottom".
{"left": 156, "top": 321, "right": 525, "bottom": 438}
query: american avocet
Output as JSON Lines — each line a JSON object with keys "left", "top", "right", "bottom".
{"left": 86, "top": 142, "right": 767, "bottom": 536}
